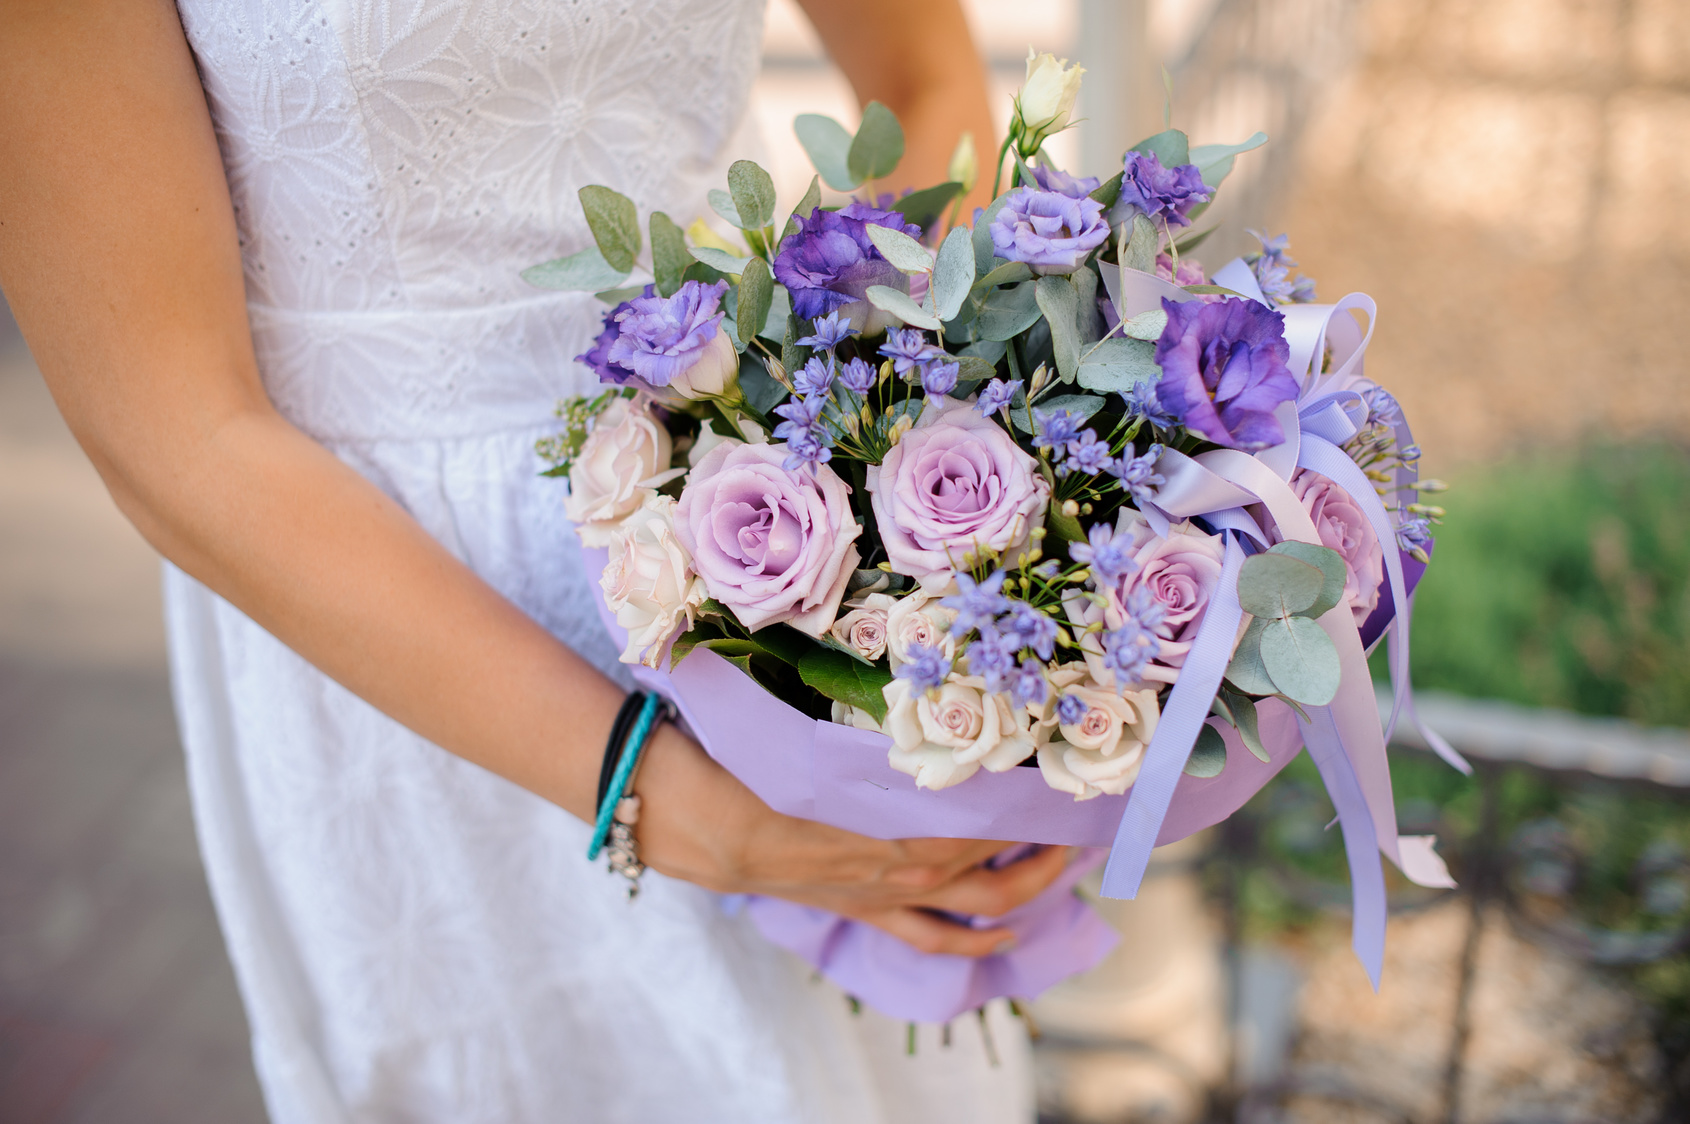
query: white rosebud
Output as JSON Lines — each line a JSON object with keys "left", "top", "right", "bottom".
{"left": 1016, "top": 51, "right": 1085, "bottom": 140}
{"left": 830, "top": 592, "right": 896, "bottom": 662}
{"left": 600, "top": 494, "right": 707, "bottom": 669}
{"left": 564, "top": 397, "right": 685, "bottom": 546}
{"left": 665, "top": 330, "right": 740, "bottom": 400}
{"left": 884, "top": 587, "right": 957, "bottom": 668}
{"left": 881, "top": 674, "right": 1038, "bottom": 791}
{"left": 1033, "top": 665, "right": 1161, "bottom": 800}
{"left": 947, "top": 131, "right": 978, "bottom": 194}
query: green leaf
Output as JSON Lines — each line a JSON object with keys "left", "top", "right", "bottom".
{"left": 794, "top": 114, "right": 858, "bottom": 191}
{"left": 1171, "top": 224, "right": 1218, "bottom": 256}
{"left": 728, "top": 159, "right": 777, "bottom": 231}
{"left": 682, "top": 259, "right": 728, "bottom": 288}
{"left": 578, "top": 185, "right": 640, "bottom": 273}
{"left": 1044, "top": 504, "right": 1085, "bottom": 544}
{"left": 1267, "top": 540, "right": 1347, "bottom": 619}
{"left": 594, "top": 285, "right": 646, "bottom": 304}
{"left": 866, "top": 284, "right": 941, "bottom": 330}
{"left": 864, "top": 222, "right": 934, "bottom": 274}
{"left": 521, "top": 246, "right": 630, "bottom": 292}
{"left": 973, "top": 196, "right": 1010, "bottom": 275}
{"left": 1225, "top": 617, "right": 1277, "bottom": 696}
{"left": 689, "top": 246, "right": 750, "bottom": 275}
{"left": 1190, "top": 131, "right": 1268, "bottom": 189}
{"left": 1130, "top": 128, "right": 1190, "bottom": 169}
{"left": 971, "top": 260, "right": 1033, "bottom": 294}
{"left": 1089, "top": 171, "right": 1124, "bottom": 211}
{"left": 894, "top": 181, "right": 964, "bottom": 232}
{"left": 797, "top": 646, "right": 895, "bottom": 723}
{"left": 745, "top": 623, "right": 813, "bottom": 666}
{"left": 783, "top": 175, "right": 822, "bottom": 240}
{"left": 1181, "top": 284, "right": 1250, "bottom": 298}
{"left": 933, "top": 226, "right": 975, "bottom": 322}
{"left": 1032, "top": 393, "right": 1107, "bottom": 426}
{"left": 952, "top": 354, "right": 999, "bottom": 383}
{"left": 1075, "top": 337, "right": 1159, "bottom": 393}
{"left": 1259, "top": 615, "right": 1341, "bottom": 706}
{"left": 1184, "top": 723, "right": 1228, "bottom": 777}
{"left": 1122, "top": 309, "right": 1168, "bottom": 341}
{"left": 977, "top": 280, "right": 1041, "bottom": 342}
{"left": 1125, "top": 212, "right": 1158, "bottom": 273}
{"left": 1220, "top": 687, "right": 1271, "bottom": 763}
{"left": 1034, "top": 275, "right": 1080, "bottom": 381}
{"left": 650, "top": 212, "right": 693, "bottom": 297}
{"left": 959, "top": 338, "right": 1008, "bottom": 365}
{"left": 736, "top": 257, "right": 773, "bottom": 354}
{"left": 1236, "top": 551, "right": 1325, "bottom": 618}
{"left": 759, "top": 282, "right": 791, "bottom": 342}
{"left": 847, "top": 100, "right": 905, "bottom": 185}
{"left": 739, "top": 354, "right": 788, "bottom": 414}
{"left": 707, "top": 188, "right": 744, "bottom": 229}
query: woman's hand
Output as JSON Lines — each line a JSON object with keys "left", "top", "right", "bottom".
{"left": 635, "top": 724, "right": 1073, "bottom": 957}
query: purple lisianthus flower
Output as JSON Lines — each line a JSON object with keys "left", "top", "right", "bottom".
{"left": 772, "top": 202, "right": 921, "bottom": 325}
{"left": 880, "top": 328, "right": 943, "bottom": 377}
{"left": 894, "top": 642, "right": 951, "bottom": 693}
{"left": 605, "top": 280, "right": 735, "bottom": 393}
{"left": 794, "top": 356, "right": 835, "bottom": 398}
{"left": 1010, "top": 658, "right": 1049, "bottom": 707}
{"left": 1153, "top": 297, "right": 1299, "bottom": 451}
{"left": 920, "top": 360, "right": 960, "bottom": 398}
{"left": 990, "top": 188, "right": 1111, "bottom": 276}
{"left": 975, "top": 377, "right": 1022, "bottom": 416}
{"left": 1117, "top": 150, "right": 1211, "bottom": 230}
{"left": 837, "top": 356, "right": 877, "bottom": 395}
{"left": 797, "top": 310, "right": 858, "bottom": 352}
{"left": 1029, "top": 164, "right": 1101, "bottom": 199}
{"left": 575, "top": 286, "right": 652, "bottom": 385}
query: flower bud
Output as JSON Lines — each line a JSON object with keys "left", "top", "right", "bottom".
{"left": 947, "top": 131, "right": 978, "bottom": 194}
{"left": 1061, "top": 499, "right": 1080, "bottom": 517}
{"left": 1016, "top": 51, "right": 1085, "bottom": 140}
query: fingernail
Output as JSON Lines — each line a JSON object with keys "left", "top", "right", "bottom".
{"left": 992, "top": 937, "right": 1017, "bottom": 956}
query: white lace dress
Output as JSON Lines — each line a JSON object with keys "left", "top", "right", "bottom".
{"left": 164, "top": 1, "right": 1034, "bottom": 1120}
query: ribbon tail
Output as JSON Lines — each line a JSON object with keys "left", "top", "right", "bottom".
{"left": 1099, "top": 536, "right": 1246, "bottom": 900}
{"left": 1388, "top": 611, "right": 1472, "bottom": 775}
{"left": 1303, "top": 707, "right": 1387, "bottom": 990}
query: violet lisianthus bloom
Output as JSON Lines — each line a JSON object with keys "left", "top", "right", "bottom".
{"left": 576, "top": 286, "right": 649, "bottom": 385}
{"left": 772, "top": 203, "right": 921, "bottom": 332}
{"left": 605, "top": 280, "right": 739, "bottom": 399}
{"left": 866, "top": 398, "right": 1051, "bottom": 585}
{"left": 990, "top": 188, "right": 1111, "bottom": 276}
{"left": 1029, "top": 164, "right": 1101, "bottom": 199}
{"left": 673, "top": 440, "right": 862, "bottom": 636}
{"left": 1153, "top": 296, "right": 1299, "bottom": 450}
{"left": 1116, "top": 150, "right": 1211, "bottom": 230}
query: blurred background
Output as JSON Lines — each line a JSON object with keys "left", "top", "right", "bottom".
{"left": 2, "top": 0, "right": 1687, "bottom": 1120}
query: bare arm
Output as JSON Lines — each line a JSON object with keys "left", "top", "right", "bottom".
{"left": 799, "top": 0, "right": 998, "bottom": 218}
{"left": 0, "top": 0, "right": 1065, "bottom": 956}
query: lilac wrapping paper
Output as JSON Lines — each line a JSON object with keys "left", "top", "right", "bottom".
{"left": 583, "top": 547, "right": 1307, "bottom": 1021}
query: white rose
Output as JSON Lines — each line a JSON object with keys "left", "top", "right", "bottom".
{"left": 600, "top": 495, "right": 706, "bottom": 669}
{"left": 830, "top": 592, "right": 895, "bottom": 662}
{"left": 1016, "top": 50, "right": 1084, "bottom": 137}
{"left": 564, "top": 397, "right": 685, "bottom": 546}
{"left": 885, "top": 587, "right": 957, "bottom": 668}
{"left": 830, "top": 700, "right": 885, "bottom": 733}
{"left": 1034, "top": 665, "right": 1160, "bottom": 801}
{"left": 882, "top": 674, "right": 1036, "bottom": 791}
{"left": 667, "top": 330, "right": 740, "bottom": 400}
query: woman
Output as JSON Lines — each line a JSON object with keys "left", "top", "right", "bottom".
{"left": 0, "top": 1, "right": 1074, "bottom": 1120}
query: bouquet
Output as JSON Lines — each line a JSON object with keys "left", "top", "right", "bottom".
{"left": 527, "top": 54, "right": 1466, "bottom": 1022}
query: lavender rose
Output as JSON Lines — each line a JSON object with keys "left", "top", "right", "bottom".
{"left": 1115, "top": 150, "right": 1211, "bottom": 229}
{"left": 1287, "top": 469, "right": 1384, "bottom": 626}
{"left": 1153, "top": 296, "right": 1299, "bottom": 450}
{"left": 604, "top": 280, "right": 738, "bottom": 399}
{"left": 673, "top": 441, "right": 861, "bottom": 636}
{"left": 990, "top": 187, "right": 1110, "bottom": 276}
{"left": 866, "top": 399, "right": 1051, "bottom": 584}
{"left": 772, "top": 203, "right": 921, "bottom": 331}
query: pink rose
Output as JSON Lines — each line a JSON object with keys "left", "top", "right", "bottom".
{"left": 673, "top": 441, "right": 862, "bottom": 636}
{"left": 865, "top": 399, "right": 1050, "bottom": 584}
{"left": 1287, "top": 469, "right": 1383, "bottom": 626}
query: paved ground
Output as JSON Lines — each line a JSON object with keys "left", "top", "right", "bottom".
{"left": 0, "top": 301, "right": 266, "bottom": 1123}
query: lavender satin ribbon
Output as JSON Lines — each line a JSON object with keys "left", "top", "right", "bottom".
{"left": 1301, "top": 705, "right": 1388, "bottom": 988}
{"left": 1100, "top": 535, "right": 1246, "bottom": 899}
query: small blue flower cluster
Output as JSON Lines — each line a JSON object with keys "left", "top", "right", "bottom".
{"left": 939, "top": 571, "right": 1057, "bottom": 707}
{"left": 880, "top": 329, "right": 958, "bottom": 398}
{"left": 1247, "top": 231, "right": 1316, "bottom": 308}
{"left": 774, "top": 312, "right": 869, "bottom": 471}
{"left": 1100, "top": 586, "right": 1168, "bottom": 686}
{"left": 1030, "top": 408, "right": 1166, "bottom": 501}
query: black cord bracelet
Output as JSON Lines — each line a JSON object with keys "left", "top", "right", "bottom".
{"left": 596, "top": 691, "right": 647, "bottom": 815}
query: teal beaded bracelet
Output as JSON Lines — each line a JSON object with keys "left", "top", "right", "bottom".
{"left": 587, "top": 691, "right": 666, "bottom": 864}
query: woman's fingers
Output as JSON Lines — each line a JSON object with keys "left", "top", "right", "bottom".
{"left": 854, "top": 906, "right": 1018, "bottom": 958}
{"left": 911, "top": 845, "right": 1073, "bottom": 918}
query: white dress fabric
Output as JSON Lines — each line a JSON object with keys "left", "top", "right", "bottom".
{"left": 163, "top": 1, "right": 1035, "bottom": 1121}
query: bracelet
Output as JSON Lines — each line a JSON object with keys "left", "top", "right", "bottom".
{"left": 596, "top": 691, "right": 646, "bottom": 814}
{"left": 587, "top": 691, "right": 671, "bottom": 899}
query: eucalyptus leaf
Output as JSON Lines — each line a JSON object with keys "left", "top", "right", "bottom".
{"left": 682, "top": 258, "right": 728, "bottom": 288}
{"left": 950, "top": 355, "right": 999, "bottom": 385}
{"left": 1225, "top": 617, "right": 1277, "bottom": 695}
{"left": 707, "top": 188, "right": 744, "bottom": 229}
{"left": 933, "top": 226, "right": 975, "bottom": 322}
{"left": 578, "top": 185, "right": 640, "bottom": 273}
{"left": 1122, "top": 309, "right": 1168, "bottom": 341}
{"left": 795, "top": 114, "right": 856, "bottom": 190}
{"left": 976, "top": 281, "right": 1042, "bottom": 341}
{"left": 728, "top": 159, "right": 777, "bottom": 230}
{"left": 866, "top": 284, "right": 941, "bottom": 331}
{"left": 971, "top": 260, "right": 1033, "bottom": 294}
{"left": 521, "top": 245, "right": 629, "bottom": 292}
{"left": 1171, "top": 225, "right": 1218, "bottom": 256}
{"left": 649, "top": 212, "right": 692, "bottom": 297}
{"left": 689, "top": 246, "right": 750, "bottom": 276}
{"left": 1032, "top": 393, "right": 1107, "bottom": 424}
{"left": 797, "top": 646, "right": 894, "bottom": 722}
{"left": 973, "top": 196, "right": 1011, "bottom": 275}
{"left": 1073, "top": 266, "right": 1101, "bottom": 345}
{"left": 1034, "top": 275, "right": 1080, "bottom": 381}
{"left": 1075, "top": 337, "right": 1159, "bottom": 393}
{"left": 593, "top": 285, "right": 645, "bottom": 304}
{"left": 1190, "top": 131, "right": 1268, "bottom": 189}
{"left": 959, "top": 338, "right": 1007, "bottom": 364}
{"left": 1184, "top": 723, "right": 1228, "bottom": 777}
{"left": 1125, "top": 213, "right": 1158, "bottom": 273}
{"left": 1089, "top": 171, "right": 1124, "bottom": 210}
{"left": 1236, "top": 551, "right": 1325, "bottom": 619}
{"left": 759, "top": 283, "right": 791, "bottom": 343}
{"left": 1220, "top": 687, "right": 1271, "bottom": 763}
{"left": 736, "top": 257, "right": 773, "bottom": 353}
{"left": 847, "top": 100, "right": 905, "bottom": 185}
{"left": 1259, "top": 615, "right": 1341, "bottom": 706}
{"left": 1182, "top": 284, "right": 1250, "bottom": 298}
{"left": 1267, "top": 541, "right": 1347, "bottom": 619}
{"left": 864, "top": 223, "right": 934, "bottom": 275}
{"left": 739, "top": 354, "right": 787, "bottom": 414}
{"left": 1130, "top": 128, "right": 1190, "bottom": 169}
{"left": 783, "top": 175, "right": 822, "bottom": 240}
{"left": 895, "top": 181, "right": 964, "bottom": 232}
